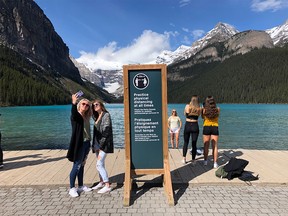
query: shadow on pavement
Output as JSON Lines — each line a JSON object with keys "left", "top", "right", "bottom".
{"left": 1, "top": 153, "right": 66, "bottom": 171}
{"left": 108, "top": 149, "right": 244, "bottom": 206}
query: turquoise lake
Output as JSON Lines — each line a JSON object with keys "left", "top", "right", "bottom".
{"left": 0, "top": 104, "right": 287, "bottom": 150}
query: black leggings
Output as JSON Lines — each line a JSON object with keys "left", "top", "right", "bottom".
{"left": 183, "top": 122, "right": 199, "bottom": 159}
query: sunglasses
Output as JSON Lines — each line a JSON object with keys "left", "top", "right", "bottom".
{"left": 93, "top": 103, "right": 100, "bottom": 107}
{"left": 81, "top": 103, "right": 90, "bottom": 107}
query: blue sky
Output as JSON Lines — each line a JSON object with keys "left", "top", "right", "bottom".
{"left": 34, "top": 0, "right": 288, "bottom": 69}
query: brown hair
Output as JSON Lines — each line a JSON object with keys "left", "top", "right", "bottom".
{"left": 92, "top": 99, "right": 108, "bottom": 120}
{"left": 171, "top": 109, "right": 178, "bottom": 116}
{"left": 203, "top": 96, "right": 219, "bottom": 118}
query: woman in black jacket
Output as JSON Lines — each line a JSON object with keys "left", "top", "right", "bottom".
{"left": 91, "top": 99, "right": 114, "bottom": 194}
{"left": 67, "top": 94, "right": 92, "bottom": 197}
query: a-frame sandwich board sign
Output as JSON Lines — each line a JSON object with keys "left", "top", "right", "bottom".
{"left": 123, "top": 64, "right": 174, "bottom": 206}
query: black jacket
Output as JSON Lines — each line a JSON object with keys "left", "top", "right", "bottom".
{"left": 67, "top": 104, "right": 84, "bottom": 162}
{"left": 224, "top": 157, "right": 249, "bottom": 180}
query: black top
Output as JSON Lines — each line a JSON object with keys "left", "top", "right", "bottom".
{"left": 186, "top": 114, "right": 199, "bottom": 120}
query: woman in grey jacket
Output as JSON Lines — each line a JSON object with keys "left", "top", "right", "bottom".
{"left": 91, "top": 99, "right": 114, "bottom": 193}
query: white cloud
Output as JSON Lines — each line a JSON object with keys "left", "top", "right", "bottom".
{"left": 180, "top": 28, "right": 205, "bottom": 45}
{"left": 191, "top": 29, "right": 206, "bottom": 40}
{"left": 182, "top": 27, "right": 189, "bottom": 32}
{"left": 251, "top": 0, "right": 288, "bottom": 12}
{"left": 179, "top": 0, "right": 191, "bottom": 7}
{"left": 76, "top": 30, "right": 170, "bottom": 70}
{"left": 169, "top": 23, "right": 176, "bottom": 27}
{"left": 165, "top": 30, "right": 179, "bottom": 37}
{"left": 181, "top": 35, "right": 191, "bottom": 45}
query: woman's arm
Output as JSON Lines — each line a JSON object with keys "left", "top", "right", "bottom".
{"left": 70, "top": 94, "right": 81, "bottom": 121}
{"left": 201, "top": 108, "right": 205, "bottom": 118}
{"left": 178, "top": 117, "right": 182, "bottom": 128}
{"left": 167, "top": 116, "right": 171, "bottom": 129}
{"left": 184, "top": 104, "right": 190, "bottom": 116}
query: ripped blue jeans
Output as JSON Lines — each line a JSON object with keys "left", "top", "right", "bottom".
{"left": 96, "top": 150, "right": 109, "bottom": 183}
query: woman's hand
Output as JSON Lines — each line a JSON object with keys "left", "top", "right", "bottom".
{"left": 97, "top": 150, "right": 102, "bottom": 160}
{"left": 72, "top": 94, "right": 78, "bottom": 104}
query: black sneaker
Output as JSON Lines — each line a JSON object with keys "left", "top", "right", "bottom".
{"left": 0, "top": 164, "right": 4, "bottom": 169}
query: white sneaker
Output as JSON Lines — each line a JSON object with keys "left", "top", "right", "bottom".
{"left": 213, "top": 162, "right": 219, "bottom": 169}
{"left": 78, "top": 185, "right": 92, "bottom": 193}
{"left": 69, "top": 187, "right": 79, "bottom": 198}
{"left": 203, "top": 160, "right": 208, "bottom": 166}
{"left": 92, "top": 182, "right": 104, "bottom": 190}
{"left": 98, "top": 185, "right": 112, "bottom": 194}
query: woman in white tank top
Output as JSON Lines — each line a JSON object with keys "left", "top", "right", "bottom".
{"left": 168, "top": 109, "right": 182, "bottom": 148}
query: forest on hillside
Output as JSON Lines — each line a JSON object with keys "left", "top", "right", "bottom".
{"left": 0, "top": 46, "right": 71, "bottom": 106}
{"left": 0, "top": 46, "right": 117, "bottom": 106}
{"left": 1, "top": 44, "right": 288, "bottom": 106}
{"left": 167, "top": 45, "right": 288, "bottom": 104}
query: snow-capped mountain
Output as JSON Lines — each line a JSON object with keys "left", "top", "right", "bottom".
{"left": 71, "top": 56, "right": 123, "bottom": 96}
{"left": 156, "top": 22, "right": 239, "bottom": 65}
{"left": 70, "top": 56, "right": 103, "bottom": 87}
{"left": 73, "top": 20, "right": 288, "bottom": 97}
{"left": 266, "top": 20, "right": 288, "bottom": 46}
{"left": 155, "top": 45, "right": 190, "bottom": 65}
{"left": 190, "top": 22, "right": 239, "bottom": 53}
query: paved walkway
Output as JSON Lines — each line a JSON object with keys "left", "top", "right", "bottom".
{"left": 1, "top": 149, "right": 288, "bottom": 186}
{"left": 1, "top": 184, "right": 287, "bottom": 215}
{"left": 0, "top": 149, "right": 288, "bottom": 215}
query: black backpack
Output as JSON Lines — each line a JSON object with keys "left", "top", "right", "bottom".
{"left": 223, "top": 157, "right": 249, "bottom": 180}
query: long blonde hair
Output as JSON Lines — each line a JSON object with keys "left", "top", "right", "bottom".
{"left": 77, "top": 98, "right": 92, "bottom": 120}
{"left": 188, "top": 95, "right": 200, "bottom": 115}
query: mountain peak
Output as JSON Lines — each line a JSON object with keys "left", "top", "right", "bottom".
{"left": 266, "top": 19, "right": 288, "bottom": 46}
{"left": 155, "top": 22, "right": 239, "bottom": 65}
{"left": 215, "top": 22, "right": 233, "bottom": 28}
{"left": 211, "top": 22, "right": 239, "bottom": 38}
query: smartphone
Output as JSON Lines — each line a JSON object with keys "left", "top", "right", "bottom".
{"left": 75, "top": 90, "right": 84, "bottom": 98}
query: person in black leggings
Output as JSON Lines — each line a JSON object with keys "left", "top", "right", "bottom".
{"left": 182, "top": 96, "right": 202, "bottom": 164}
